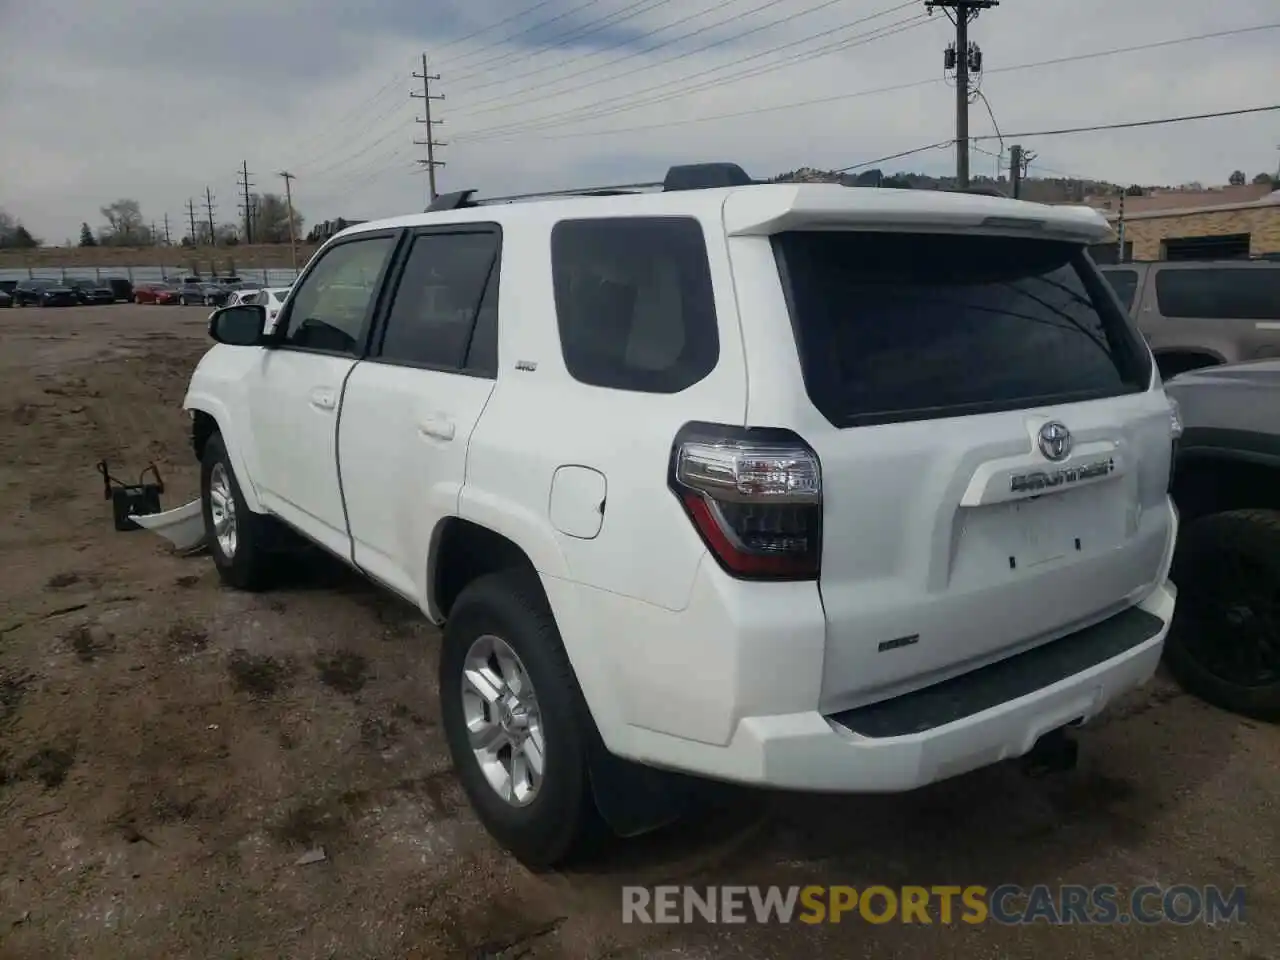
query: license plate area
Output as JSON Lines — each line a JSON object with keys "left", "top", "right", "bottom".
{"left": 951, "top": 483, "right": 1128, "bottom": 586}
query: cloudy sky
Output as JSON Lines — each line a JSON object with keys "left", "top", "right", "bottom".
{"left": 1, "top": 0, "right": 1277, "bottom": 244}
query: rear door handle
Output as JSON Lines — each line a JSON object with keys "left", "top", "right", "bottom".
{"left": 418, "top": 417, "right": 455, "bottom": 441}
{"left": 309, "top": 387, "right": 336, "bottom": 411}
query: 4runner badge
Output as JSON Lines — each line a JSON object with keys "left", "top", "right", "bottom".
{"left": 1010, "top": 458, "right": 1115, "bottom": 494}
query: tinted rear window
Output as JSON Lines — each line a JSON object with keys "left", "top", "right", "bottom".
{"left": 1153, "top": 267, "right": 1280, "bottom": 320}
{"left": 1100, "top": 269, "right": 1140, "bottom": 312}
{"left": 551, "top": 216, "right": 719, "bottom": 394}
{"left": 773, "top": 232, "right": 1150, "bottom": 427}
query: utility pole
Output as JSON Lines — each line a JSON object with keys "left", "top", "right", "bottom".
{"left": 927, "top": 0, "right": 998, "bottom": 189}
{"left": 1116, "top": 189, "right": 1127, "bottom": 263}
{"left": 278, "top": 171, "right": 299, "bottom": 271}
{"left": 163, "top": 213, "right": 172, "bottom": 247}
{"left": 204, "top": 187, "right": 217, "bottom": 246}
{"left": 186, "top": 198, "right": 198, "bottom": 245}
{"left": 1008, "top": 144, "right": 1034, "bottom": 199}
{"left": 237, "top": 161, "right": 255, "bottom": 244}
{"left": 411, "top": 53, "right": 447, "bottom": 201}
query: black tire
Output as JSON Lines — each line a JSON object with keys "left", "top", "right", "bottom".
{"left": 200, "top": 432, "right": 273, "bottom": 591}
{"left": 1165, "top": 509, "right": 1280, "bottom": 723}
{"left": 439, "top": 571, "right": 604, "bottom": 869}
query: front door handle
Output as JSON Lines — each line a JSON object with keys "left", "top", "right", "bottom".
{"left": 418, "top": 417, "right": 455, "bottom": 441}
{"left": 309, "top": 387, "right": 336, "bottom": 411}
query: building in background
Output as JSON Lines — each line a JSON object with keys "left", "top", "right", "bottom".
{"left": 1086, "top": 182, "right": 1280, "bottom": 262}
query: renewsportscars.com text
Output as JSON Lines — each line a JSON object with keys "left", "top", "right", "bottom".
{"left": 622, "top": 884, "right": 1246, "bottom": 926}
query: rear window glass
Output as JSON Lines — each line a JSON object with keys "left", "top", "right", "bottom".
{"left": 773, "top": 232, "right": 1150, "bottom": 427}
{"left": 551, "top": 216, "right": 719, "bottom": 394}
{"left": 1100, "top": 268, "right": 1140, "bottom": 312}
{"left": 1153, "top": 268, "right": 1280, "bottom": 320}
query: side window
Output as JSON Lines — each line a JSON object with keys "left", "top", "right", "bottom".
{"left": 281, "top": 235, "right": 397, "bottom": 354}
{"left": 551, "top": 216, "right": 719, "bottom": 394}
{"left": 378, "top": 230, "right": 499, "bottom": 370}
{"left": 1155, "top": 268, "right": 1280, "bottom": 320}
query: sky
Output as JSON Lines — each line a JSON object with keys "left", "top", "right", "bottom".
{"left": 1, "top": 0, "right": 1277, "bottom": 244}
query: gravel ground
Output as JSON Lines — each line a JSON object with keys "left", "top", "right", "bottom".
{"left": 0, "top": 304, "right": 1276, "bottom": 960}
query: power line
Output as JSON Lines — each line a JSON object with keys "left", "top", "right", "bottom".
{"left": 297, "top": 102, "right": 417, "bottom": 182}
{"left": 280, "top": 68, "right": 412, "bottom": 168}
{"left": 458, "top": 0, "right": 904, "bottom": 118}
{"left": 448, "top": 0, "right": 678, "bottom": 84}
{"left": 436, "top": 0, "right": 609, "bottom": 71}
{"left": 454, "top": 0, "right": 798, "bottom": 105}
{"left": 835, "top": 103, "right": 1280, "bottom": 172}
{"left": 452, "top": 2, "right": 927, "bottom": 141}
{"left": 430, "top": 0, "right": 562, "bottom": 67}
{"left": 984, "top": 104, "right": 1280, "bottom": 142}
{"left": 186, "top": 198, "right": 198, "bottom": 244}
{"left": 450, "top": 21, "right": 1280, "bottom": 144}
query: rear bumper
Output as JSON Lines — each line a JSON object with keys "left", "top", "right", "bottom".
{"left": 615, "top": 581, "right": 1174, "bottom": 792}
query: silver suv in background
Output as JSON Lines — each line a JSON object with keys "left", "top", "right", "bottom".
{"left": 1099, "top": 259, "right": 1280, "bottom": 380}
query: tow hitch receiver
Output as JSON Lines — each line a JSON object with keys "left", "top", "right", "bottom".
{"left": 1020, "top": 727, "right": 1079, "bottom": 777}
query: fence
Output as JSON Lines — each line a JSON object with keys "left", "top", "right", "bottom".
{"left": 0, "top": 264, "right": 301, "bottom": 285}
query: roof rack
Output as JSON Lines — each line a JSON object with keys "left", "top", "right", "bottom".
{"left": 426, "top": 162, "right": 758, "bottom": 212}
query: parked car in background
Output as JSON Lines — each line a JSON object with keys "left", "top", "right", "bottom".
{"left": 245, "top": 286, "right": 291, "bottom": 325}
{"left": 66, "top": 278, "right": 117, "bottom": 305}
{"left": 0, "top": 280, "right": 17, "bottom": 296}
{"left": 103, "top": 276, "right": 134, "bottom": 302}
{"left": 1164, "top": 359, "right": 1280, "bottom": 722}
{"left": 12, "top": 279, "right": 76, "bottom": 307}
{"left": 1099, "top": 259, "right": 1280, "bottom": 380}
{"left": 0, "top": 289, "right": 11, "bottom": 309}
{"left": 173, "top": 280, "right": 229, "bottom": 307}
{"left": 135, "top": 282, "right": 179, "bottom": 305}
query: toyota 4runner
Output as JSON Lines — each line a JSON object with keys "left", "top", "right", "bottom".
{"left": 183, "top": 163, "right": 1182, "bottom": 868}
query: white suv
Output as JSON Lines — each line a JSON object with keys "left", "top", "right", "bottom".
{"left": 183, "top": 163, "right": 1181, "bottom": 868}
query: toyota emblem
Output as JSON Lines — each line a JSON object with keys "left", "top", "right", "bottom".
{"left": 1038, "top": 421, "right": 1073, "bottom": 462}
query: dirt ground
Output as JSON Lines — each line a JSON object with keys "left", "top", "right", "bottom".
{"left": 0, "top": 304, "right": 1277, "bottom": 960}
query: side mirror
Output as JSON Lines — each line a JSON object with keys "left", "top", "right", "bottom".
{"left": 208, "top": 304, "right": 267, "bottom": 346}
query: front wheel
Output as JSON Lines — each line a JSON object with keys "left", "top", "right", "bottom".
{"left": 201, "top": 432, "right": 273, "bottom": 591}
{"left": 1165, "top": 509, "right": 1280, "bottom": 722}
{"left": 439, "top": 571, "right": 604, "bottom": 869}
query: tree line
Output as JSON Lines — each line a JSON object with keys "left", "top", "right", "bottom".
{"left": 0, "top": 211, "right": 40, "bottom": 249}
{"left": 0, "top": 195, "right": 306, "bottom": 250}
{"left": 78, "top": 196, "right": 305, "bottom": 248}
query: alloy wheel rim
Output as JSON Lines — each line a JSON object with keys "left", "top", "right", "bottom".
{"left": 461, "top": 633, "right": 545, "bottom": 807}
{"left": 208, "top": 463, "right": 238, "bottom": 558}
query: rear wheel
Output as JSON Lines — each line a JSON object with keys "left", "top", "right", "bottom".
{"left": 439, "top": 571, "right": 604, "bottom": 869}
{"left": 1165, "top": 509, "right": 1280, "bottom": 722}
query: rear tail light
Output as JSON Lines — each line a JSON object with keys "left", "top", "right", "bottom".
{"left": 669, "top": 423, "right": 822, "bottom": 580}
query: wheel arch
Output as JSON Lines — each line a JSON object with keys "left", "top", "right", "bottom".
{"left": 1154, "top": 348, "right": 1226, "bottom": 380}
{"left": 184, "top": 398, "right": 264, "bottom": 513}
{"left": 1171, "top": 447, "right": 1280, "bottom": 524}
